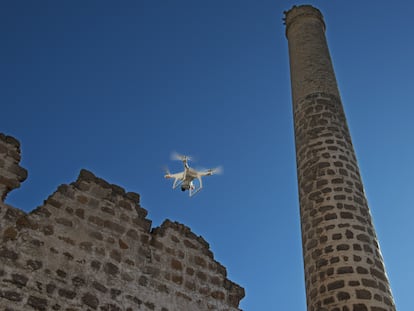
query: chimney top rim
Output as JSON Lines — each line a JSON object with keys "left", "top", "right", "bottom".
{"left": 283, "top": 5, "right": 325, "bottom": 36}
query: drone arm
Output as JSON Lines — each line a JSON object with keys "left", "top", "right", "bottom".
{"left": 165, "top": 172, "right": 184, "bottom": 189}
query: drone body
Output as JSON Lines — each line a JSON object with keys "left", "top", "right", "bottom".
{"left": 164, "top": 153, "right": 221, "bottom": 197}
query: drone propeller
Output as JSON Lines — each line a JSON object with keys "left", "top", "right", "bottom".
{"left": 201, "top": 166, "right": 223, "bottom": 175}
{"left": 163, "top": 166, "right": 171, "bottom": 174}
{"left": 211, "top": 166, "right": 223, "bottom": 175}
{"left": 162, "top": 166, "right": 172, "bottom": 178}
{"left": 171, "top": 152, "right": 192, "bottom": 162}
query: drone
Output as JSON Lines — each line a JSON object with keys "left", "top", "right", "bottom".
{"left": 164, "top": 152, "right": 222, "bottom": 197}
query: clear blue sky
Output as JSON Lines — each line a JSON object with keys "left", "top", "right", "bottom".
{"left": 1, "top": 1, "right": 413, "bottom": 310}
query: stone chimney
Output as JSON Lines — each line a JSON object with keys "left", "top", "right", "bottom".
{"left": 284, "top": 5, "right": 396, "bottom": 311}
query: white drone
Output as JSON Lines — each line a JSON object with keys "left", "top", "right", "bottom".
{"left": 164, "top": 152, "right": 222, "bottom": 197}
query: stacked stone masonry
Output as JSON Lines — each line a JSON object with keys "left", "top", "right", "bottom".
{"left": 0, "top": 133, "right": 244, "bottom": 311}
{"left": 0, "top": 134, "right": 27, "bottom": 202}
{"left": 285, "top": 5, "right": 396, "bottom": 311}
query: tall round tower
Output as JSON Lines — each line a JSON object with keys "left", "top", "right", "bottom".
{"left": 284, "top": 5, "right": 396, "bottom": 311}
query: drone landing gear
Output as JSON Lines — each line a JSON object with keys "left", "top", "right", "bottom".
{"left": 189, "top": 187, "right": 202, "bottom": 197}
{"left": 188, "top": 176, "right": 203, "bottom": 197}
{"left": 172, "top": 179, "right": 183, "bottom": 190}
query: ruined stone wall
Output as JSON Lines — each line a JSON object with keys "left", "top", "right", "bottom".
{"left": 284, "top": 5, "right": 395, "bottom": 311}
{"left": 0, "top": 133, "right": 244, "bottom": 311}
{"left": 0, "top": 134, "right": 27, "bottom": 202}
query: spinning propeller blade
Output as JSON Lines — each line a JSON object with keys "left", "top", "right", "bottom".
{"left": 209, "top": 166, "right": 223, "bottom": 175}
{"left": 199, "top": 166, "right": 223, "bottom": 175}
{"left": 171, "top": 152, "right": 192, "bottom": 162}
{"left": 163, "top": 166, "right": 171, "bottom": 175}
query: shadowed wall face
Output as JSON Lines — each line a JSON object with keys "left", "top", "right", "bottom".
{"left": 284, "top": 5, "right": 395, "bottom": 311}
{"left": 0, "top": 134, "right": 27, "bottom": 201}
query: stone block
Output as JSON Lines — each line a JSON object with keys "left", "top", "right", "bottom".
{"left": 3, "top": 227, "right": 17, "bottom": 242}
{"left": 58, "top": 288, "right": 76, "bottom": 299}
{"left": 82, "top": 292, "right": 99, "bottom": 309}
{"left": 104, "top": 262, "right": 119, "bottom": 276}
{"left": 11, "top": 273, "right": 28, "bottom": 287}
{"left": 1, "top": 290, "right": 23, "bottom": 302}
{"left": 0, "top": 247, "right": 18, "bottom": 260}
{"left": 27, "top": 295, "right": 48, "bottom": 310}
